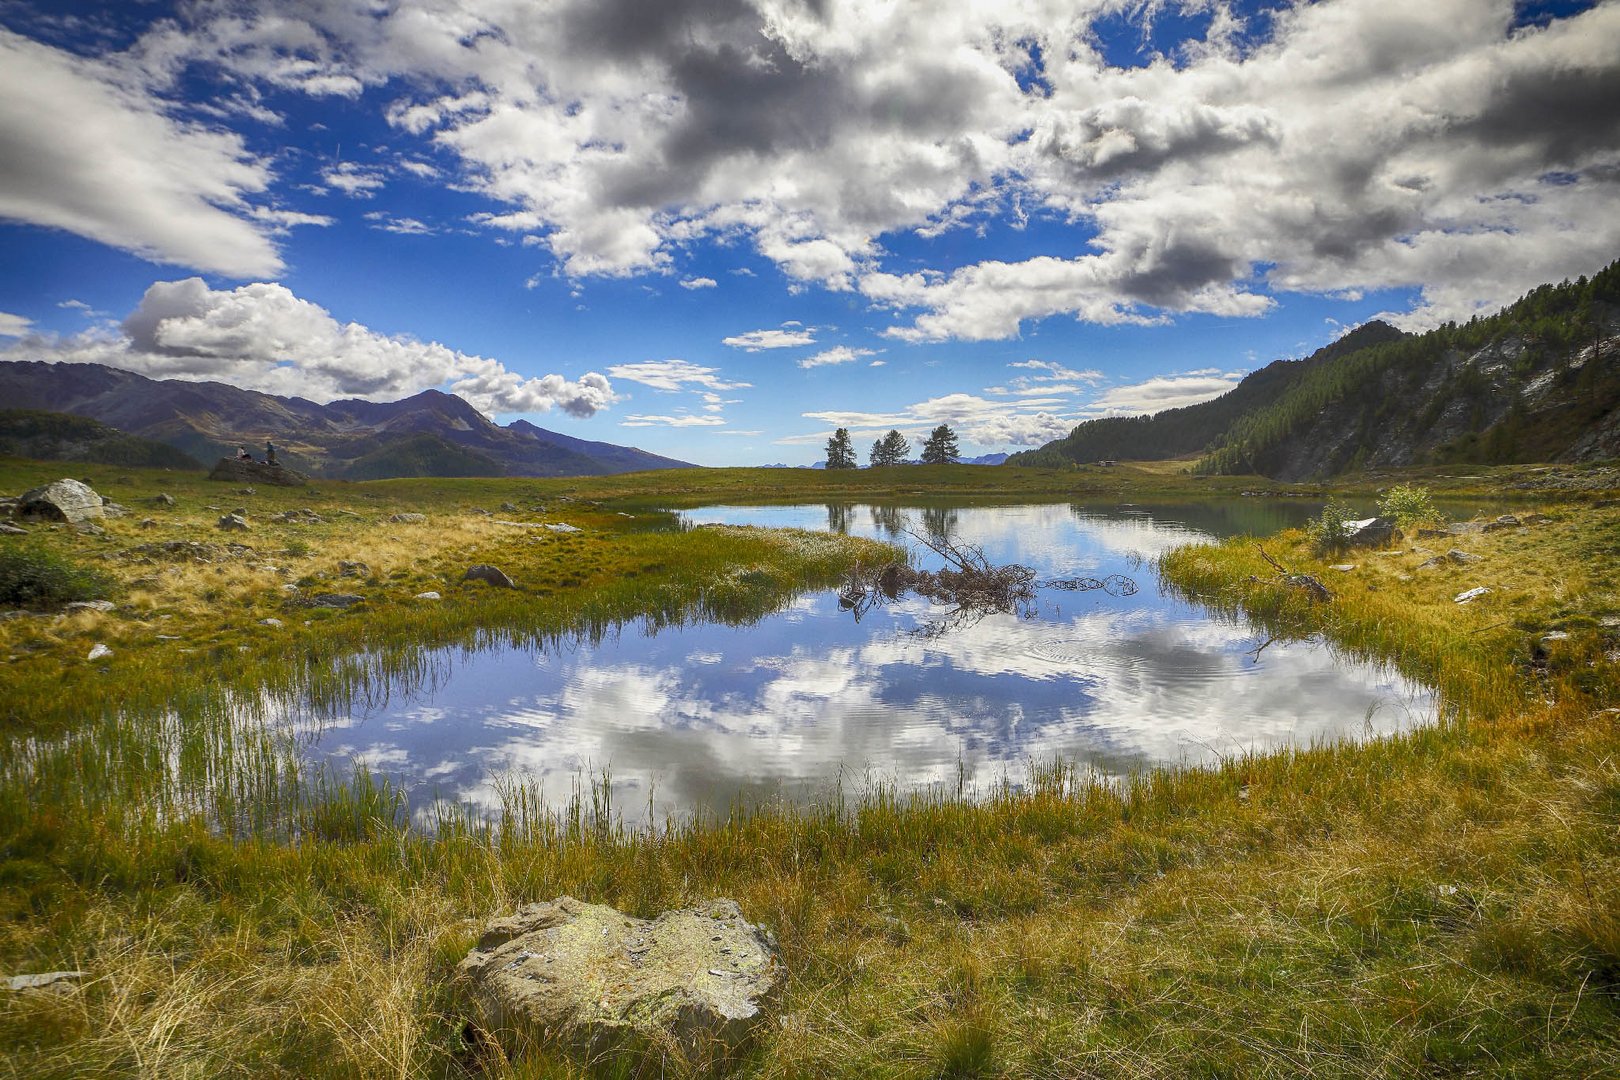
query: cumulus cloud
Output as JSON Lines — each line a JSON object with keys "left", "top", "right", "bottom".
{"left": 320, "top": 162, "right": 385, "bottom": 197}
{"left": 11, "top": 0, "right": 1619, "bottom": 336}
{"left": 4, "top": 278, "right": 617, "bottom": 418}
{"left": 798, "top": 346, "right": 875, "bottom": 369}
{"left": 0, "top": 313, "right": 33, "bottom": 337}
{"left": 605, "top": 359, "right": 750, "bottom": 392}
{"left": 0, "top": 29, "right": 286, "bottom": 277}
{"left": 791, "top": 390, "right": 1080, "bottom": 448}
{"left": 679, "top": 276, "right": 717, "bottom": 290}
{"left": 723, "top": 326, "right": 817, "bottom": 350}
{"left": 1082, "top": 372, "right": 1248, "bottom": 416}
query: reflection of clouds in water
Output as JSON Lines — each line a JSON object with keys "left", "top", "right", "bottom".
{"left": 299, "top": 503, "right": 1431, "bottom": 827}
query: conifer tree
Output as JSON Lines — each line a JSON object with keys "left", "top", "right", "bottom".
{"left": 824, "top": 427, "right": 857, "bottom": 469}
{"left": 920, "top": 423, "right": 960, "bottom": 464}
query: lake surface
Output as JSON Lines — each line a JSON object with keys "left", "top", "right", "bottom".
{"left": 294, "top": 501, "right": 1434, "bottom": 827}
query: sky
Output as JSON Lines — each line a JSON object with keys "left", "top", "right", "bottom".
{"left": 0, "top": 0, "right": 1616, "bottom": 466}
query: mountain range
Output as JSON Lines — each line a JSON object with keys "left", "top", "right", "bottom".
{"left": 1010, "top": 258, "right": 1620, "bottom": 479}
{"left": 0, "top": 361, "right": 692, "bottom": 479}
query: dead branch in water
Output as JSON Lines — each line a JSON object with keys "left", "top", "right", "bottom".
{"left": 1251, "top": 544, "right": 1334, "bottom": 602}
{"left": 838, "top": 528, "right": 1138, "bottom": 637}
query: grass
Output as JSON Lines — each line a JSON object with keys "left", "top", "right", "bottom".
{"left": 0, "top": 457, "right": 1618, "bottom": 1077}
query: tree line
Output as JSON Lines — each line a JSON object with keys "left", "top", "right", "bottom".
{"left": 824, "top": 424, "right": 961, "bottom": 467}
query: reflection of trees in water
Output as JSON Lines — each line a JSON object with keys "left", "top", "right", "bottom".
{"left": 1068, "top": 500, "right": 1318, "bottom": 540}
{"left": 826, "top": 503, "right": 856, "bottom": 535}
{"left": 919, "top": 505, "right": 958, "bottom": 542}
{"left": 869, "top": 504, "right": 908, "bottom": 537}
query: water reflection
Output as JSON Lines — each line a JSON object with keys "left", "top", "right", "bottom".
{"left": 294, "top": 501, "right": 1431, "bottom": 828}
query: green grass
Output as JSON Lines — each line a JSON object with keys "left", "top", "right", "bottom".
{"left": 1, "top": 457, "right": 1618, "bottom": 1077}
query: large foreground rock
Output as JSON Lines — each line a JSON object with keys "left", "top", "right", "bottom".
{"left": 207, "top": 458, "right": 309, "bottom": 487}
{"left": 457, "top": 896, "right": 779, "bottom": 1065}
{"left": 17, "top": 479, "right": 104, "bottom": 524}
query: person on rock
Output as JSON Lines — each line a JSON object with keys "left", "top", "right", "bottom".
{"left": 265, "top": 440, "right": 278, "bottom": 466}
{"left": 236, "top": 445, "right": 254, "bottom": 461}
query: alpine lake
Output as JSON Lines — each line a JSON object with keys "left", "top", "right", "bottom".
{"left": 286, "top": 498, "right": 1440, "bottom": 829}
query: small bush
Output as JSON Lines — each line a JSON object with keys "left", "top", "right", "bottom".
{"left": 0, "top": 544, "right": 115, "bottom": 608}
{"left": 1306, "top": 499, "right": 1357, "bottom": 553}
{"left": 1378, "top": 484, "right": 1445, "bottom": 530}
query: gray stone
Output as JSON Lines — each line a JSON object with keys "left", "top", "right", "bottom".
{"left": 101, "top": 502, "right": 128, "bottom": 518}
{"left": 139, "top": 518, "right": 158, "bottom": 529}
{"left": 17, "top": 479, "right": 104, "bottom": 524}
{"left": 1454, "top": 587, "right": 1491, "bottom": 604}
{"left": 66, "top": 601, "right": 114, "bottom": 613}
{"left": 217, "top": 513, "right": 250, "bottom": 532}
{"left": 1345, "top": 516, "right": 1397, "bottom": 548}
{"left": 456, "top": 896, "right": 779, "bottom": 1065}
{"left": 500, "top": 501, "right": 518, "bottom": 512}
{"left": 5, "top": 971, "right": 86, "bottom": 995}
{"left": 1328, "top": 563, "right": 1357, "bottom": 572}
{"left": 207, "top": 458, "right": 309, "bottom": 487}
{"left": 414, "top": 591, "right": 442, "bottom": 600}
{"left": 309, "top": 593, "right": 364, "bottom": 608}
{"left": 87, "top": 643, "right": 112, "bottom": 661}
{"left": 151, "top": 493, "right": 175, "bottom": 506}
{"left": 1483, "top": 514, "right": 1522, "bottom": 533}
{"left": 338, "top": 560, "right": 370, "bottom": 578}
{"left": 389, "top": 513, "right": 427, "bottom": 523}
{"left": 0, "top": 523, "right": 26, "bottom": 535}
{"left": 464, "top": 564, "right": 516, "bottom": 589}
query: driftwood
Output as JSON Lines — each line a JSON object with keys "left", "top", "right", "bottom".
{"left": 1251, "top": 545, "right": 1334, "bottom": 602}
{"left": 839, "top": 528, "right": 1137, "bottom": 638}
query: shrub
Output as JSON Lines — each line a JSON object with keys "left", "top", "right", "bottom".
{"left": 1306, "top": 499, "right": 1358, "bottom": 554}
{"left": 0, "top": 544, "right": 116, "bottom": 608}
{"left": 1378, "top": 484, "right": 1445, "bottom": 530}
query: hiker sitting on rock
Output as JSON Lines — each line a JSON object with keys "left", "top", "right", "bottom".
{"left": 236, "top": 446, "right": 254, "bottom": 461}
{"left": 265, "top": 440, "right": 278, "bottom": 466}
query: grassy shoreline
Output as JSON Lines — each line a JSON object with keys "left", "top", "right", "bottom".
{"left": 1, "top": 459, "right": 1617, "bottom": 1076}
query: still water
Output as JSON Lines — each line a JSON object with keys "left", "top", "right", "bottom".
{"left": 297, "top": 501, "right": 1434, "bottom": 827}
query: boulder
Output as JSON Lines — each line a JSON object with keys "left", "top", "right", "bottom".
{"left": 17, "top": 479, "right": 104, "bottom": 524}
{"left": 1483, "top": 514, "right": 1522, "bottom": 532}
{"left": 456, "top": 896, "right": 779, "bottom": 1066}
{"left": 1344, "top": 516, "right": 1397, "bottom": 548}
{"left": 464, "top": 564, "right": 516, "bottom": 589}
{"left": 338, "top": 560, "right": 370, "bottom": 578}
{"left": 217, "top": 513, "right": 250, "bottom": 531}
{"left": 151, "top": 493, "right": 175, "bottom": 506}
{"left": 207, "top": 458, "right": 309, "bottom": 487}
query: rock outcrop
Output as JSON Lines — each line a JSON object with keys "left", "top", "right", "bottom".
{"left": 463, "top": 564, "right": 516, "bottom": 589}
{"left": 456, "top": 896, "right": 779, "bottom": 1066}
{"left": 207, "top": 458, "right": 309, "bottom": 487}
{"left": 17, "top": 479, "right": 104, "bottom": 524}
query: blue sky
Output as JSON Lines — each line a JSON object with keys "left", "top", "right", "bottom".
{"left": 1, "top": 0, "right": 1615, "bottom": 466}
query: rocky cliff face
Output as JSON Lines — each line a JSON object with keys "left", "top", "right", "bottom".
{"left": 1254, "top": 319, "right": 1619, "bottom": 481}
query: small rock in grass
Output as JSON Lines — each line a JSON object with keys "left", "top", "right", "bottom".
{"left": 87, "top": 643, "right": 112, "bottom": 660}
{"left": 544, "top": 523, "right": 581, "bottom": 534}
{"left": 1328, "top": 564, "right": 1356, "bottom": 572}
{"left": 66, "top": 600, "right": 114, "bottom": 613}
{"left": 217, "top": 513, "right": 250, "bottom": 531}
{"left": 1454, "top": 587, "right": 1491, "bottom": 604}
{"left": 414, "top": 591, "right": 442, "bottom": 600}
{"left": 151, "top": 493, "right": 175, "bottom": 506}
{"left": 6, "top": 971, "right": 86, "bottom": 995}
{"left": 500, "top": 501, "right": 518, "bottom": 511}
{"left": 260, "top": 617, "right": 283, "bottom": 627}
{"left": 0, "top": 523, "right": 27, "bottom": 535}
{"left": 139, "top": 518, "right": 158, "bottom": 528}
{"left": 389, "top": 513, "right": 426, "bottom": 524}
{"left": 463, "top": 564, "right": 516, "bottom": 589}
{"left": 309, "top": 593, "right": 364, "bottom": 608}
{"left": 338, "top": 560, "right": 370, "bottom": 578}
{"left": 1541, "top": 630, "right": 1570, "bottom": 642}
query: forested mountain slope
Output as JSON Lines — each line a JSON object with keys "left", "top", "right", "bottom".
{"left": 1009, "top": 259, "right": 1620, "bottom": 479}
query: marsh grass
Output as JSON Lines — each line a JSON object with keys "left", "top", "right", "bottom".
{"left": 1, "top": 459, "right": 1618, "bottom": 1077}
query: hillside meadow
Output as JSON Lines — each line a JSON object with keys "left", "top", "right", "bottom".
{"left": 0, "top": 457, "right": 1617, "bottom": 1077}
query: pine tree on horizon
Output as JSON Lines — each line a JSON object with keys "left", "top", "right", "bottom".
{"left": 920, "top": 423, "right": 960, "bottom": 464}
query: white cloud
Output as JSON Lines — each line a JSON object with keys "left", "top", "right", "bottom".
{"left": 320, "top": 162, "right": 386, "bottom": 197}
{"left": 0, "top": 29, "right": 285, "bottom": 277}
{"left": 3, "top": 278, "right": 617, "bottom": 418}
{"left": 679, "top": 277, "right": 717, "bottom": 290}
{"left": 0, "top": 312, "right": 33, "bottom": 337}
{"left": 605, "top": 359, "right": 750, "bottom": 392}
{"left": 620, "top": 413, "right": 727, "bottom": 428}
{"left": 798, "top": 346, "right": 875, "bottom": 369}
{"left": 364, "top": 212, "right": 433, "bottom": 235}
{"left": 1083, "top": 372, "right": 1247, "bottom": 417}
{"left": 723, "top": 327, "right": 817, "bottom": 351}
{"left": 792, "top": 390, "right": 1080, "bottom": 448}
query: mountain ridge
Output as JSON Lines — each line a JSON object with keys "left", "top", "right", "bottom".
{"left": 0, "top": 361, "right": 694, "bottom": 479}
